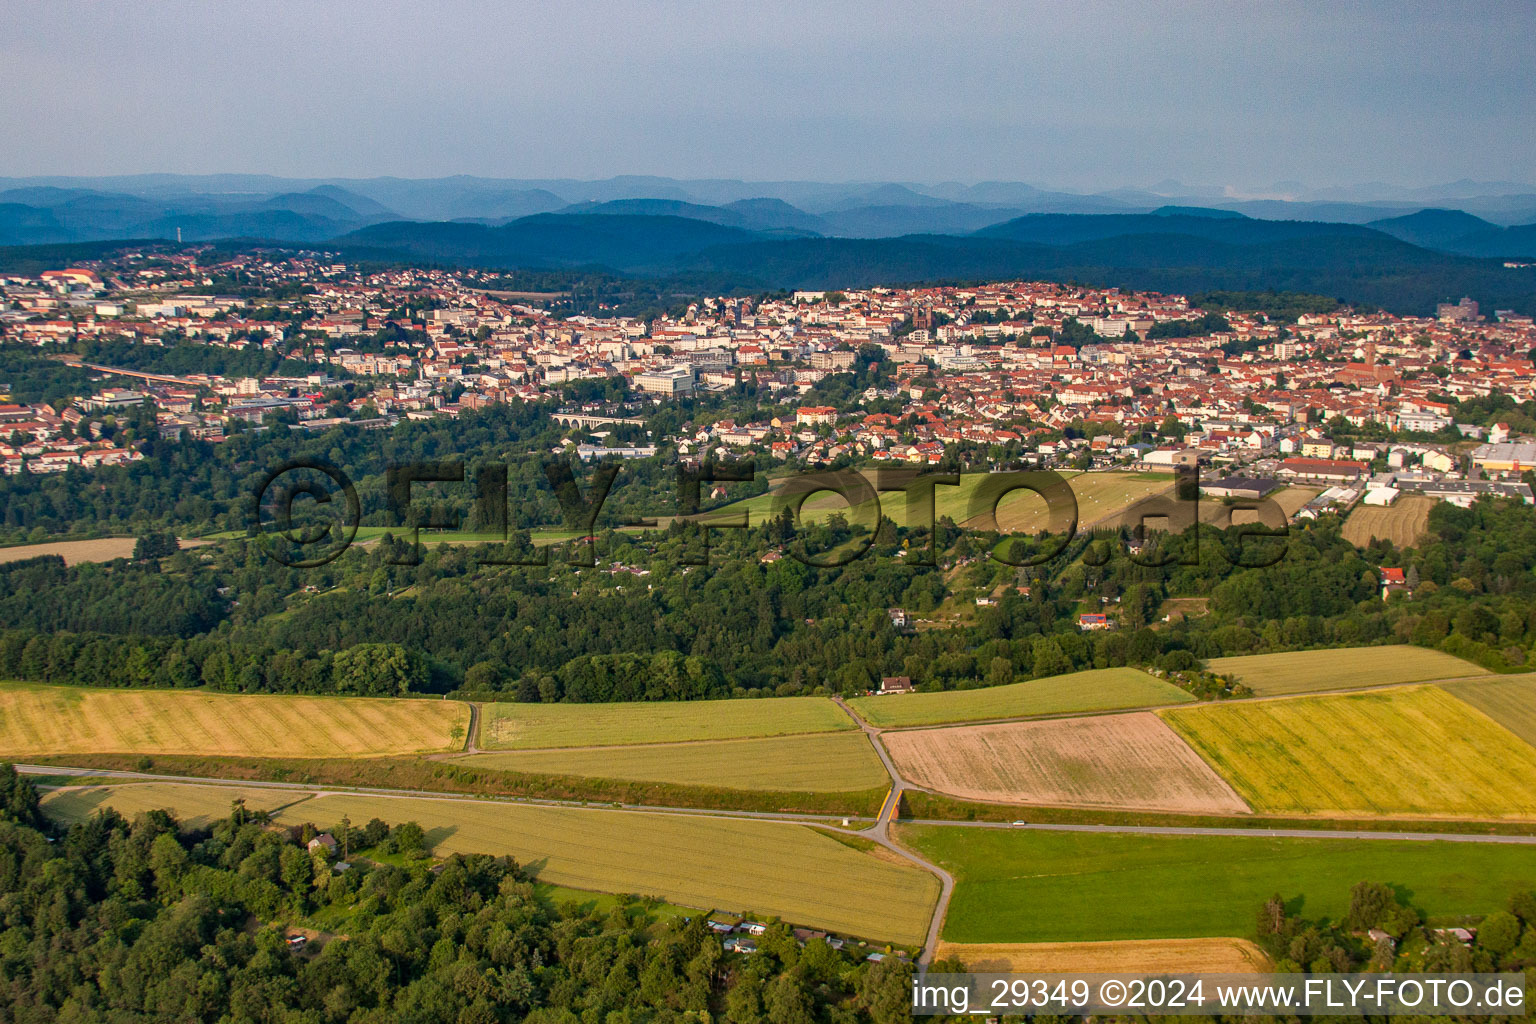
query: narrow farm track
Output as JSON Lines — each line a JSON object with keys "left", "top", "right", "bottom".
{"left": 464, "top": 702, "right": 481, "bottom": 753}
{"left": 832, "top": 698, "right": 955, "bottom": 968}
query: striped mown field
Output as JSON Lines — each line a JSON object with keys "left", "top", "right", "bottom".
{"left": 847, "top": 668, "right": 1192, "bottom": 728}
{"left": 1342, "top": 495, "right": 1436, "bottom": 549}
{"left": 462, "top": 731, "right": 888, "bottom": 791}
{"left": 1160, "top": 686, "right": 1536, "bottom": 818}
{"left": 0, "top": 682, "right": 469, "bottom": 758}
{"left": 1208, "top": 645, "right": 1485, "bottom": 696}
{"left": 479, "top": 695, "right": 852, "bottom": 749}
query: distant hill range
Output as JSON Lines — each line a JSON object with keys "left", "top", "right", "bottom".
{"left": 1, "top": 174, "right": 1534, "bottom": 315}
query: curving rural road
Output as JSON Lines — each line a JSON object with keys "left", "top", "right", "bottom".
{"left": 833, "top": 697, "right": 955, "bottom": 967}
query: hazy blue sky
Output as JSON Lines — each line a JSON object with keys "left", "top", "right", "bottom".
{"left": 5, "top": 0, "right": 1532, "bottom": 190}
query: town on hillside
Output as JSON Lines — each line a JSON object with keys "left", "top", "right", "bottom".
{"left": 3, "top": 250, "right": 1534, "bottom": 519}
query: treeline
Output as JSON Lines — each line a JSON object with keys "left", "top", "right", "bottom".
{"left": 0, "top": 555, "right": 224, "bottom": 636}
{"left": 1192, "top": 289, "right": 1345, "bottom": 322}
{"left": 71, "top": 337, "right": 329, "bottom": 380}
{"left": 0, "top": 346, "right": 100, "bottom": 406}
{"left": 1145, "top": 311, "right": 1232, "bottom": 339}
{"left": 0, "top": 630, "right": 430, "bottom": 696}
{"left": 0, "top": 767, "right": 912, "bottom": 1023}
{"left": 1258, "top": 880, "right": 1536, "bottom": 973}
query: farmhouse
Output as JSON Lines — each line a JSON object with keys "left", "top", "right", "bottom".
{"left": 1379, "top": 567, "right": 1413, "bottom": 600}
{"left": 879, "top": 676, "right": 914, "bottom": 695}
{"left": 1078, "top": 613, "right": 1111, "bottom": 631}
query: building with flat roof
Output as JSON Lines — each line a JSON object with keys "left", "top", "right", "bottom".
{"left": 633, "top": 365, "right": 695, "bottom": 396}
{"left": 1201, "top": 476, "right": 1280, "bottom": 499}
{"left": 1471, "top": 442, "right": 1536, "bottom": 477}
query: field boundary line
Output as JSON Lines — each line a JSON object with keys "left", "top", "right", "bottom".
{"left": 30, "top": 763, "right": 1536, "bottom": 845}
{"left": 872, "top": 673, "right": 1504, "bottom": 735}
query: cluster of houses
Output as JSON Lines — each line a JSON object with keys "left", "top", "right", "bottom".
{"left": 709, "top": 915, "right": 908, "bottom": 961}
{"left": 5, "top": 250, "right": 1535, "bottom": 498}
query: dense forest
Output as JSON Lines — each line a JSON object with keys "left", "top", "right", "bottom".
{"left": 0, "top": 767, "right": 913, "bottom": 1024}
{"left": 0, "top": 482, "right": 1531, "bottom": 699}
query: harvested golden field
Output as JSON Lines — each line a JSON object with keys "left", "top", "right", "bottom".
{"left": 1161, "top": 686, "right": 1536, "bottom": 819}
{"left": 461, "top": 731, "right": 887, "bottom": 791}
{"left": 1208, "top": 645, "right": 1485, "bottom": 696}
{"left": 883, "top": 712, "right": 1249, "bottom": 813}
{"left": 847, "top": 668, "right": 1191, "bottom": 728}
{"left": 479, "top": 696, "right": 851, "bottom": 749}
{"left": 1342, "top": 495, "right": 1436, "bottom": 548}
{"left": 43, "top": 782, "right": 312, "bottom": 829}
{"left": 0, "top": 536, "right": 211, "bottom": 566}
{"left": 0, "top": 682, "right": 469, "bottom": 758}
{"left": 936, "top": 938, "right": 1270, "bottom": 973}
{"left": 1440, "top": 677, "right": 1536, "bottom": 747}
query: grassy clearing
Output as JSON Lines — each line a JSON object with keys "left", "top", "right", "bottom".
{"left": 461, "top": 731, "right": 887, "bottom": 791}
{"left": 0, "top": 682, "right": 469, "bottom": 758}
{"left": 1160, "top": 686, "right": 1536, "bottom": 819}
{"left": 534, "top": 882, "right": 699, "bottom": 923}
{"left": 1441, "top": 677, "right": 1536, "bottom": 747}
{"left": 1342, "top": 495, "right": 1437, "bottom": 548}
{"left": 1207, "top": 645, "right": 1486, "bottom": 696}
{"left": 884, "top": 712, "right": 1248, "bottom": 814}
{"left": 42, "top": 782, "right": 312, "bottom": 828}
{"left": 847, "top": 668, "right": 1191, "bottom": 728}
{"left": 902, "top": 825, "right": 1536, "bottom": 942}
{"left": 479, "top": 696, "right": 852, "bottom": 749}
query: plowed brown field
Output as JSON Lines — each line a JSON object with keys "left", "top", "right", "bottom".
{"left": 883, "top": 712, "right": 1249, "bottom": 813}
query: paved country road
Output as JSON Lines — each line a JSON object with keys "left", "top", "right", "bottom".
{"left": 833, "top": 697, "right": 955, "bottom": 968}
